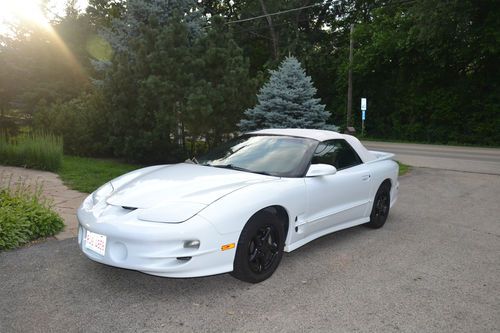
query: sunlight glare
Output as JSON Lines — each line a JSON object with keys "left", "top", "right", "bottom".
{"left": 0, "top": 0, "right": 51, "bottom": 30}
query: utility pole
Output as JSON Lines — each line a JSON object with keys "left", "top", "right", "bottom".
{"left": 346, "top": 23, "right": 354, "bottom": 129}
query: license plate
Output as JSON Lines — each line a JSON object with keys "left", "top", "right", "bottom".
{"left": 85, "top": 230, "right": 107, "bottom": 256}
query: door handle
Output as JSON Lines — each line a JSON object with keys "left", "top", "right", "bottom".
{"left": 361, "top": 174, "right": 371, "bottom": 181}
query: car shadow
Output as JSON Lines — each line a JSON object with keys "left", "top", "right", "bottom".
{"left": 76, "top": 222, "right": 384, "bottom": 298}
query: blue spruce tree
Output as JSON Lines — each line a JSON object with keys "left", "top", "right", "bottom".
{"left": 238, "top": 56, "right": 336, "bottom": 131}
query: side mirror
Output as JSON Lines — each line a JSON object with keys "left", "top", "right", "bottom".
{"left": 306, "top": 164, "right": 337, "bottom": 177}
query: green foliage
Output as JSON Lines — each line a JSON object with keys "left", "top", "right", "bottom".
{"left": 186, "top": 16, "right": 257, "bottom": 146}
{"left": 0, "top": 133, "right": 63, "bottom": 172}
{"left": 0, "top": 6, "right": 93, "bottom": 118}
{"left": 239, "top": 56, "right": 336, "bottom": 131}
{"left": 1, "top": 0, "right": 499, "bottom": 161}
{"left": 398, "top": 162, "right": 410, "bottom": 176}
{"left": 59, "top": 156, "right": 139, "bottom": 193}
{"left": 349, "top": 0, "right": 500, "bottom": 145}
{"left": 102, "top": 10, "right": 256, "bottom": 162}
{"left": 103, "top": 14, "right": 193, "bottom": 163}
{"left": 0, "top": 110, "right": 22, "bottom": 137}
{"left": 33, "top": 92, "right": 110, "bottom": 156}
{"left": 0, "top": 182, "right": 64, "bottom": 250}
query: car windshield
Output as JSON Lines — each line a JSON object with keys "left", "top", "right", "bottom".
{"left": 197, "top": 135, "right": 318, "bottom": 177}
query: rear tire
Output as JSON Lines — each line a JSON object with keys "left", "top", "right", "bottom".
{"left": 366, "top": 182, "right": 391, "bottom": 229}
{"left": 231, "top": 211, "right": 285, "bottom": 283}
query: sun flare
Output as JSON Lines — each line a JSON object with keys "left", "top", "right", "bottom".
{"left": 0, "top": 0, "right": 51, "bottom": 30}
{"left": 0, "top": 0, "right": 89, "bottom": 81}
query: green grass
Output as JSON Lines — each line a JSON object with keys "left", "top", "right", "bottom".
{"left": 0, "top": 133, "right": 63, "bottom": 172}
{"left": 398, "top": 161, "right": 411, "bottom": 176}
{"left": 0, "top": 180, "right": 64, "bottom": 250}
{"left": 59, "top": 156, "right": 140, "bottom": 193}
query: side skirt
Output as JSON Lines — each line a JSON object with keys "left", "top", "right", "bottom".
{"left": 284, "top": 217, "right": 370, "bottom": 252}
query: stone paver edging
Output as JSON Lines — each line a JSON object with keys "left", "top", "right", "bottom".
{"left": 0, "top": 165, "right": 87, "bottom": 240}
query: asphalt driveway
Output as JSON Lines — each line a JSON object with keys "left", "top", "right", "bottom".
{"left": 1, "top": 167, "right": 499, "bottom": 332}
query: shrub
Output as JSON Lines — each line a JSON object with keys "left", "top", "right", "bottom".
{"left": 0, "top": 180, "right": 64, "bottom": 250}
{"left": 33, "top": 92, "right": 111, "bottom": 157}
{"left": 0, "top": 133, "right": 63, "bottom": 172}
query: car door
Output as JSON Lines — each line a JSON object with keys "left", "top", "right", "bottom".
{"left": 301, "top": 139, "right": 372, "bottom": 236}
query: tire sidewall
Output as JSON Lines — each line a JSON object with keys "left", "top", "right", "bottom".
{"left": 368, "top": 182, "right": 391, "bottom": 228}
{"left": 231, "top": 211, "right": 285, "bottom": 283}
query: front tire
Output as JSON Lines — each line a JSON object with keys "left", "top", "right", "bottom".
{"left": 231, "top": 211, "right": 285, "bottom": 283}
{"left": 366, "top": 182, "right": 391, "bottom": 229}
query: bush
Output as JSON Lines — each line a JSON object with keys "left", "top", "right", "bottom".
{"left": 0, "top": 133, "right": 63, "bottom": 172}
{"left": 34, "top": 92, "right": 110, "bottom": 157}
{"left": 0, "top": 181, "right": 64, "bottom": 250}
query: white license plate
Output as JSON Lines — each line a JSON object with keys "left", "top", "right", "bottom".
{"left": 85, "top": 230, "right": 107, "bottom": 256}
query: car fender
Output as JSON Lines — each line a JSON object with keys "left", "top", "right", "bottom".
{"left": 363, "top": 159, "right": 399, "bottom": 216}
{"left": 368, "top": 159, "right": 398, "bottom": 194}
{"left": 197, "top": 177, "right": 306, "bottom": 238}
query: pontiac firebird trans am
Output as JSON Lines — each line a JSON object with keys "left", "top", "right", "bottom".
{"left": 77, "top": 129, "right": 399, "bottom": 283}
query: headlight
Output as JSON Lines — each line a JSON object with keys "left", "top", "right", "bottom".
{"left": 92, "top": 182, "right": 114, "bottom": 205}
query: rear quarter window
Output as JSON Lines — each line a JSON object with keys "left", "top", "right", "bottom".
{"left": 312, "top": 139, "right": 363, "bottom": 170}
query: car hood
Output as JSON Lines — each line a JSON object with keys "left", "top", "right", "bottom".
{"left": 106, "top": 163, "right": 275, "bottom": 211}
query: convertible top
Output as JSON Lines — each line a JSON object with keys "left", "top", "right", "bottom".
{"left": 249, "top": 128, "right": 376, "bottom": 163}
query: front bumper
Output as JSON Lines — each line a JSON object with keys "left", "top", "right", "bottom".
{"left": 77, "top": 200, "right": 239, "bottom": 278}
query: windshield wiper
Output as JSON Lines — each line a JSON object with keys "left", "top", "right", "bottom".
{"left": 184, "top": 157, "right": 199, "bottom": 164}
{"left": 212, "top": 164, "right": 248, "bottom": 172}
{"left": 211, "top": 164, "right": 273, "bottom": 176}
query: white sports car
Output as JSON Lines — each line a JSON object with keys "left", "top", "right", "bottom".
{"left": 77, "top": 129, "right": 399, "bottom": 283}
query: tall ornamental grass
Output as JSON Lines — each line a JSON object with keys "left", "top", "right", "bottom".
{"left": 0, "top": 133, "right": 63, "bottom": 172}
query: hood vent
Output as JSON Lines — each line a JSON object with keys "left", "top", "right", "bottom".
{"left": 122, "top": 206, "right": 137, "bottom": 211}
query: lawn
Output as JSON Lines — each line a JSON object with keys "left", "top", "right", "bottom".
{"left": 398, "top": 161, "right": 411, "bottom": 176}
{"left": 59, "top": 156, "right": 140, "bottom": 193}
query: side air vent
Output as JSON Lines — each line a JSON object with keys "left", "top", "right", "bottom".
{"left": 122, "top": 206, "right": 137, "bottom": 211}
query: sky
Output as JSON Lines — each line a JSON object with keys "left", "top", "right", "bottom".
{"left": 0, "top": 0, "right": 89, "bottom": 35}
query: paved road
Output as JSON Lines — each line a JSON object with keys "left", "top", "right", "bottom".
{"left": 363, "top": 141, "right": 500, "bottom": 175}
{"left": 1, "top": 167, "right": 499, "bottom": 332}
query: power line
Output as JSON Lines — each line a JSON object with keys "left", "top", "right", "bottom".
{"left": 224, "top": 0, "right": 417, "bottom": 26}
{"left": 225, "top": 1, "right": 339, "bottom": 25}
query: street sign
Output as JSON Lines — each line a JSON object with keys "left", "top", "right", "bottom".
{"left": 361, "top": 98, "right": 367, "bottom": 136}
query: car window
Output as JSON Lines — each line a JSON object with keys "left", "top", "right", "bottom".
{"left": 311, "top": 139, "right": 362, "bottom": 170}
{"left": 197, "top": 135, "right": 318, "bottom": 177}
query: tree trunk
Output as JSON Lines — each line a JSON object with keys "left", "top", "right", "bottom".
{"left": 258, "top": 0, "right": 279, "bottom": 60}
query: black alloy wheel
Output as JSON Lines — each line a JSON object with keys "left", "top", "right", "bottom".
{"left": 366, "top": 182, "right": 391, "bottom": 229}
{"left": 248, "top": 225, "right": 280, "bottom": 274}
{"left": 231, "top": 211, "right": 285, "bottom": 283}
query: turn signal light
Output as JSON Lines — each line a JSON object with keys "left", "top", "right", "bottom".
{"left": 221, "top": 243, "right": 235, "bottom": 251}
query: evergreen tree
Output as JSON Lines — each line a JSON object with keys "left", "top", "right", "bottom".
{"left": 238, "top": 56, "right": 336, "bottom": 132}
{"left": 100, "top": 3, "right": 256, "bottom": 162}
{"left": 101, "top": 0, "right": 202, "bottom": 54}
{"left": 103, "top": 13, "right": 197, "bottom": 163}
{"left": 185, "top": 16, "right": 256, "bottom": 147}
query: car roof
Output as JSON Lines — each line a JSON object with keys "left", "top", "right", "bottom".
{"left": 249, "top": 128, "right": 344, "bottom": 141}
{"left": 248, "top": 128, "right": 376, "bottom": 163}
